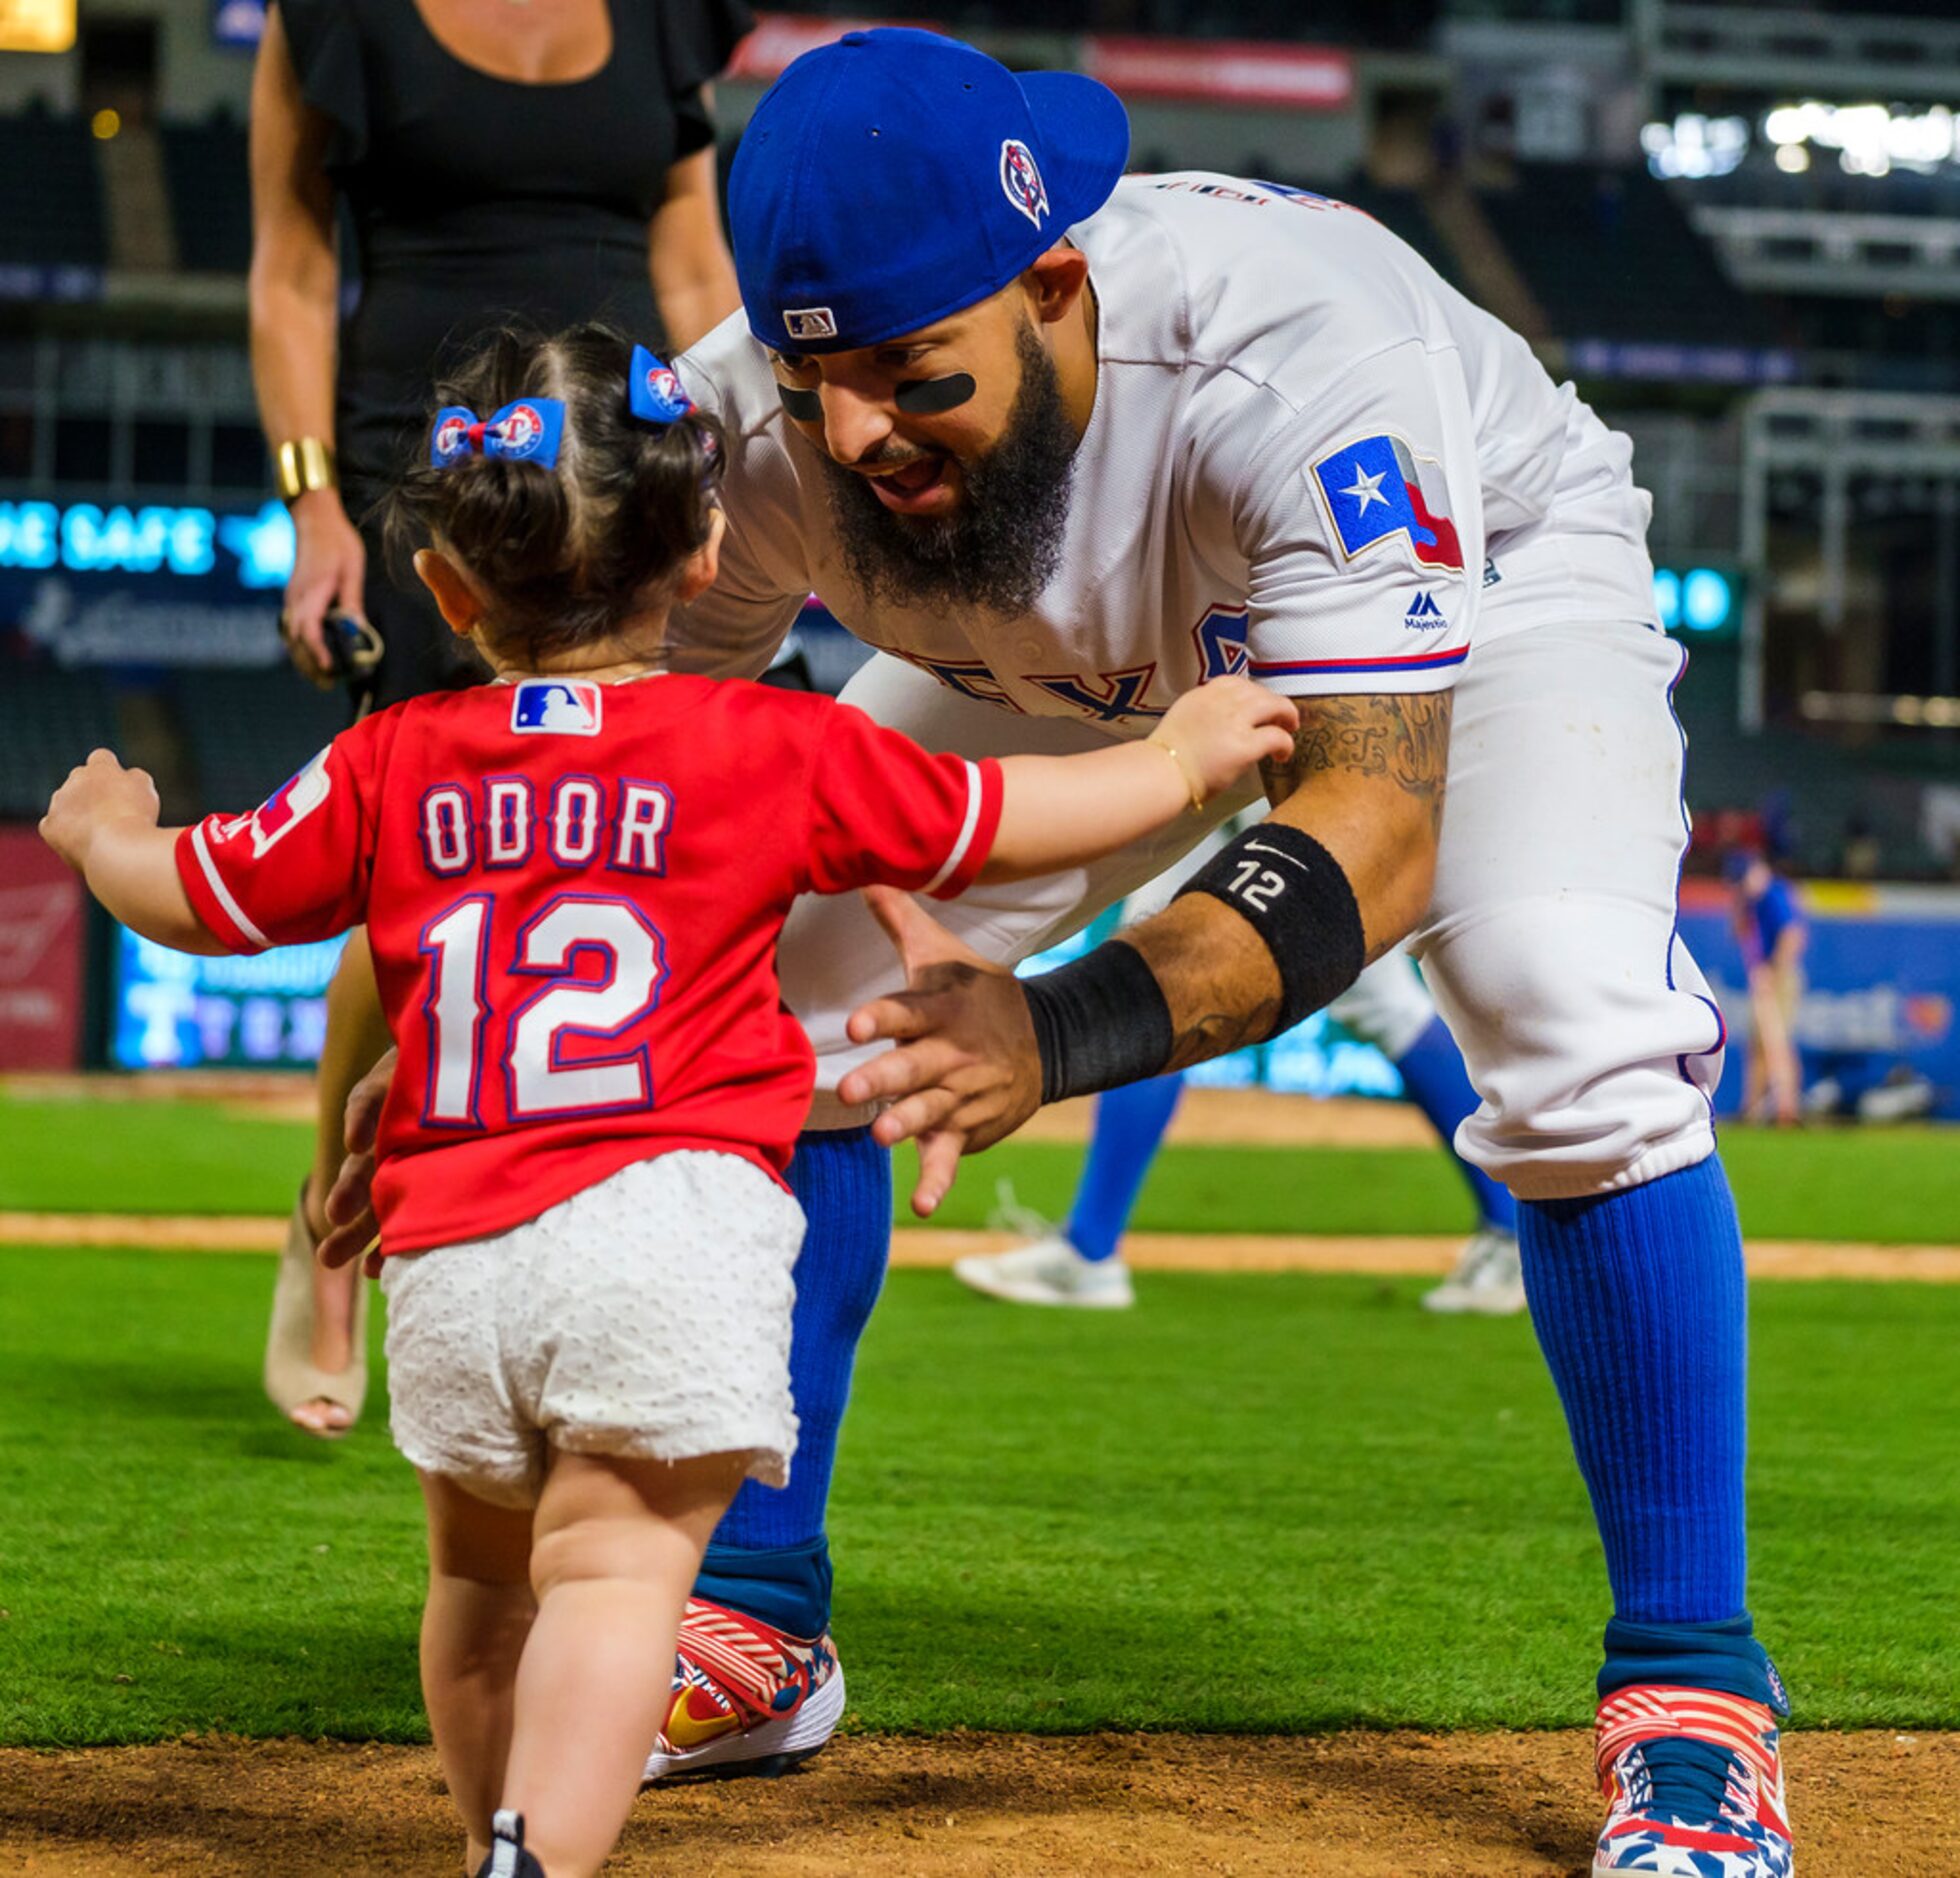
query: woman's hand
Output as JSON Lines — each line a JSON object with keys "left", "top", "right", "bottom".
{"left": 281, "top": 489, "right": 367, "bottom": 687}
{"left": 40, "top": 749, "right": 160, "bottom": 873}
{"left": 1151, "top": 676, "right": 1299, "bottom": 804}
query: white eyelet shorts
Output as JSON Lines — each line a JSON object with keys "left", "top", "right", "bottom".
{"left": 379, "top": 1150, "right": 805, "bottom": 1510}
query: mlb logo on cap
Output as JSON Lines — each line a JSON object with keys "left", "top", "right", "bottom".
{"left": 785, "top": 307, "right": 838, "bottom": 342}
{"left": 511, "top": 680, "right": 602, "bottom": 736}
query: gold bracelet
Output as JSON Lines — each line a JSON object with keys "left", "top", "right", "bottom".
{"left": 1146, "top": 736, "right": 1206, "bottom": 813}
{"left": 275, "top": 437, "right": 337, "bottom": 503}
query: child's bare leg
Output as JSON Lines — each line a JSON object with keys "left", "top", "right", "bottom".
{"left": 504, "top": 1449, "right": 750, "bottom": 1878}
{"left": 417, "top": 1471, "right": 537, "bottom": 1872}
{"left": 288, "top": 929, "right": 392, "bottom": 1435}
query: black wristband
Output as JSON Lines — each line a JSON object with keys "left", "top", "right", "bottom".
{"left": 1174, "top": 824, "right": 1365, "bottom": 1036}
{"left": 1021, "top": 941, "right": 1175, "bottom": 1106}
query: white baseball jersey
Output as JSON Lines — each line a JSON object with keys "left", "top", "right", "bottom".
{"left": 669, "top": 170, "right": 1656, "bottom": 715}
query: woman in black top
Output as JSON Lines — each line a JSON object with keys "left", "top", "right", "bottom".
{"left": 248, "top": 0, "right": 748, "bottom": 1435}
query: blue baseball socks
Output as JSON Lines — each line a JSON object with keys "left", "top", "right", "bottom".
{"left": 1518, "top": 1155, "right": 1780, "bottom": 1718}
{"left": 1064, "top": 1072, "right": 1186, "bottom": 1263}
{"left": 1391, "top": 1014, "right": 1517, "bottom": 1234}
{"left": 697, "top": 1125, "right": 891, "bottom": 1639}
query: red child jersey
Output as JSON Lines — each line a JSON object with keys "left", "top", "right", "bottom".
{"left": 175, "top": 674, "right": 1003, "bottom": 1254}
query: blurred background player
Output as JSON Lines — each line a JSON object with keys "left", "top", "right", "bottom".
{"left": 247, "top": 0, "right": 752, "bottom": 1436}
{"left": 1724, "top": 849, "right": 1808, "bottom": 1126}
{"left": 41, "top": 323, "right": 1297, "bottom": 1878}
{"left": 953, "top": 827, "right": 1522, "bottom": 1313}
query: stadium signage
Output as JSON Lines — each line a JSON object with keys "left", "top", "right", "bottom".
{"left": 0, "top": 499, "right": 294, "bottom": 582}
{"left": 0, "top": 500, "right": 296, "bottom": 667}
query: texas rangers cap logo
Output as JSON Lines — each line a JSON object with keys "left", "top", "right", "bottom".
{"left": 511, "top": 679, "right": 602, "bottom": 736}
{"left": 1000, "top": 140, "right": 1049, "bottom": 229}
{"left": 1311, "top": 433, "right": 1464, "bottom": 573}
{"left": 784, "top": 306, "right": 838, "bottom": 342}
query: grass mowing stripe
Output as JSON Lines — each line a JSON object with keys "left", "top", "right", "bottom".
{"left": 2, "top": 1094, "right": 1955, "bottom": 1244}
{"left": 1, "top": 1247, "right": 1954, "bottom": 1744}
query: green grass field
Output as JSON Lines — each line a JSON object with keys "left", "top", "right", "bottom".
{"left": 3, "top": 1090, "right": 1956, "bottom": 1241}
{"left": 0, "top": 1090, "right": 1956, "bottom": 1748}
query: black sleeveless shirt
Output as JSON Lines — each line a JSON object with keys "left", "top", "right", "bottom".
{"left": 278, "top": 0, "right": 750, "bottom": 488}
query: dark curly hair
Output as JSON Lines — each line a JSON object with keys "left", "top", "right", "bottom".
{"left": 384, "top": 323, "right": 723, "bottom": 667}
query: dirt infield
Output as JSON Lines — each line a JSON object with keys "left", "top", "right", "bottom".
{"left": 2, "top": 1731, "right": 1952, "bottom": 1876}
{"left": 4, "top": 1213, "right": 1958, "bottom": 1283}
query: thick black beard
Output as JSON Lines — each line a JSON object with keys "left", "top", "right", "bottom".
{"left": 823, "top": 324, "right": 1078, "bottom": 618}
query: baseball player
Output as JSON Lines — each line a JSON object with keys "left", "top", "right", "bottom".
{"left": 323, "top": 29, "right": 1792, "bottom": 1873}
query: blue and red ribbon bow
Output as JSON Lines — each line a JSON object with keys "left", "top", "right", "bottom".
{"left": 430, "top": 398, "right": 566, "bottom": 469}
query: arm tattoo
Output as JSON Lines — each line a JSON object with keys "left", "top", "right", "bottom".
{"left": 1165, "top": 999, "right": 1286, "bottom": 1073}
{"left": 1259, "top": 691, "right": 1453, "bottom": 836}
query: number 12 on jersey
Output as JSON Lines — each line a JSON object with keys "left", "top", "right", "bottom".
{"left": 419, "top": 894, "right": 668, "bottom": 1127}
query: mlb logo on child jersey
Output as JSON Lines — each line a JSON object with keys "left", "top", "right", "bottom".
{"left": 511, "top": 680, "right": 602, "bottom": 736}
{"left": 1311, "top": 433, "right": 1464, "bottom": 573}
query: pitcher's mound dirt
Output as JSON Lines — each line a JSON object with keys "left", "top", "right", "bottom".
{"left": 2, "top": 1731, "right": 1953, "bottom": 1876}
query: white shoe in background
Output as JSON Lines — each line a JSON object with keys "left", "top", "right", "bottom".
{"left": 952, "top": 1234, "right": 1137, "bottom": 1309}
{"left": 1421, "top": 1227, "right": 1526, "bottom": 1316}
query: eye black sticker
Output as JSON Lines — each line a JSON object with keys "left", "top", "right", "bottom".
{"left": 894, "top": 373, "right": 977, "bottom": 416}
{"left": 776, "top": 373, "right": 978, "bottom": 422}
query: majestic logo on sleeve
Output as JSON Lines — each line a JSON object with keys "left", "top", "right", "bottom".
{"left": 511, "top": 679, "right": 602, "bottom": 736}
{"left": 1000, "top": 140, "right": 1050, "bottom": 229}
{"left": 1311, "top": 434, "right": 1464, "bottom": 572}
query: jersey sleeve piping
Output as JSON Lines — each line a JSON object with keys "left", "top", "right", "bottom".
{"left": 1247, "top": 643, "right": 1469, "bottom": 683}
{"left": 919, "top": 757, "right": 1004, "bottom": 900}
{"left": 176, "top": 821, "right": 271, "bottom": 952}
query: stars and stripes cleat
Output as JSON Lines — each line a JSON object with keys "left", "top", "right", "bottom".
{"left": 1593, "top": 1684, "right": 1794, "bottom": 1877}
{"left": 641, "top": 1598, "right": 845, "bottom": 1784}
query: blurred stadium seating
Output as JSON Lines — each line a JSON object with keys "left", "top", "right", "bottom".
{"left": 0, "top": 109, "right": 109, "bottom": 271}
{"left": 0, "top": 664, "right": 121, "bottom": 820}
{"left": 0, "top": 0, "right": 1954, "bottom": 913}
{"left": 169, "top": 670, "right": 347, "bottom": 817}
{"left": 158, "top": 117, "right": 251, "bottom": 275}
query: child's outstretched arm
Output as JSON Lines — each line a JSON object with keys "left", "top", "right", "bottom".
{"left": 41, "top": 750, "right": 227, "bottom": 955}
{"left": 979, "top": 676, "right": 1298, "bottom": 884}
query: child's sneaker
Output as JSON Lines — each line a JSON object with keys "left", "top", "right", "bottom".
{"left": 474, "top": 1810, "right": 545, "bottom": 1878}
{"left": 1593, "top": 1685, "right": 1794, "bottom": 1877}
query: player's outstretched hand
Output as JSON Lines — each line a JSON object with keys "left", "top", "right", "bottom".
{"left": 1151, "top": 675, "right": 1299, "bottom": 802}
{"left": 39, "top": 748, "right": 161, "bottom": 872}
{"left": 317, "top": 1046, "right": 395, "bottom": 1276}
{"left": 840, "top": 887, "right": 1043, "bottom": 1217}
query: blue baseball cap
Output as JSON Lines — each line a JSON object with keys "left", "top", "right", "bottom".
{"left": 728, "top": 28, "right": 1129, "bottom": 355}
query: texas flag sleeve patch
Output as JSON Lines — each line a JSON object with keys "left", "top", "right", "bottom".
{"left": 1311, "top": 434, "right": 1465, "bottom": 573}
